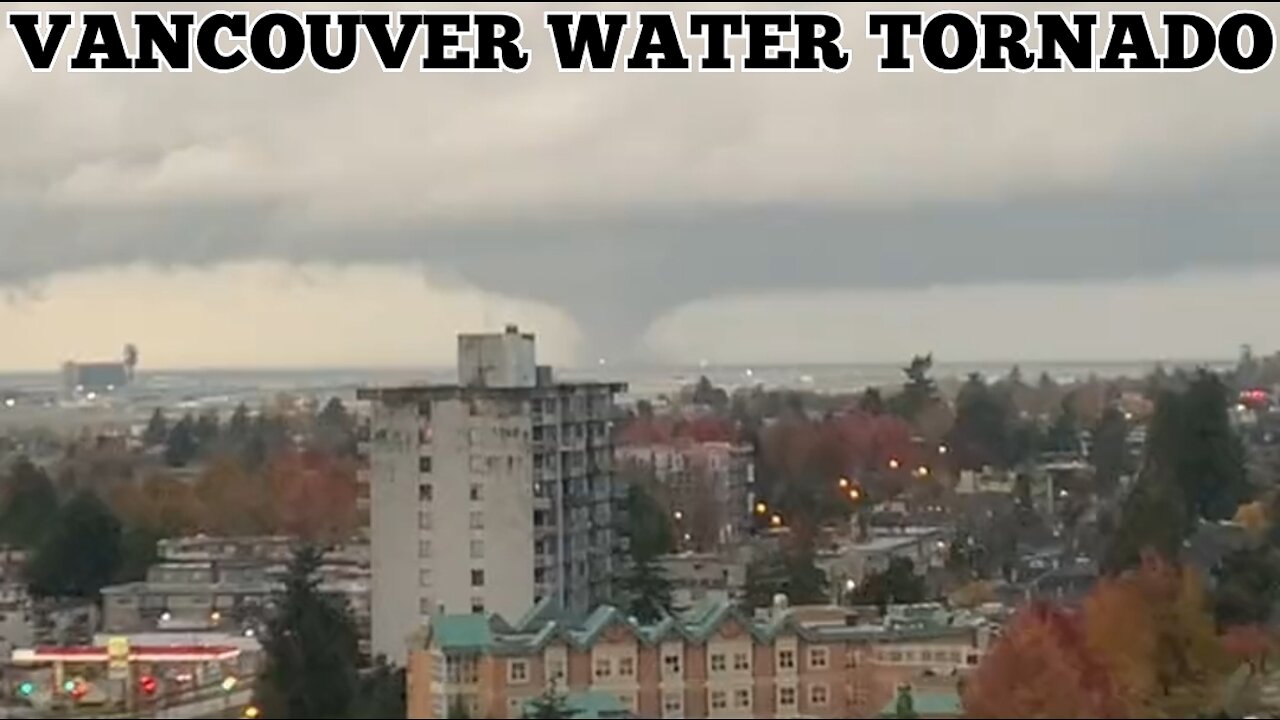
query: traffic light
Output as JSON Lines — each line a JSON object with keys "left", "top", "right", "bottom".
{"left": 17, "top": 681, "right": 34, "bottom": 697}
{"left": 139, "top": 675, "right": 158, "bottom": 696}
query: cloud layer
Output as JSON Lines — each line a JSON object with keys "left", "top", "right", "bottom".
{"left": 3, "top": 3, "right": 1280, "bottom": 366}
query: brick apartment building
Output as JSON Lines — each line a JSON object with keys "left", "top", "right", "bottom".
{"left": 406, "top": 597, "right": 990, "bottom": 719}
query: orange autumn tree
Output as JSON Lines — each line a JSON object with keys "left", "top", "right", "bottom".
{"left": 963, "top": 601, "right": 1128, "bottom": 718}
{"left": 109, "top": 473, "right": 204, "bottom": 537}
{"left": 962, "top": 599, "right": 1126, "bottom": 717}
{"left": 267, "top": 449, "right": 359, "bottom": 544}
{"left": 193, "top": 455, "right": 276, "bottom": 536}
{"left": 1084, "top": 554, "right": 1232, "bottom": 718}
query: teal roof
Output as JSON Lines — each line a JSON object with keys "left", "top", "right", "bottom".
{"left": 427, "top": 599, "right": 983, "bottom": 657}
{"left": 431, "top": 614, "right": 494, "bottom": 652}
{"left": 877, "top": 691, "right": 964, "bottom": 718}
{"left": 522, "top": 690, "right": 629, "bottom": 719}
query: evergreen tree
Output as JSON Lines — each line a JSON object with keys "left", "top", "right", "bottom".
{"left": 857, "top": 387, "right": 886, "bottom": 416}
{"left": 1179, "top": 371, "right": 1248, "bottom": 521}
{"left": 315, "top": 397, "right": 356, "bottom": 456}
{"left": 1212, "top": 546, "right": 1280, "bottom": 627}
{"left": 1044, "top": 395, "right": 1080, "bottom": 454}
{"left": 257, "top": 546, "right": 359, "bottom": 719}
{"left": 744, "top": 541, "right": 829, "bottom": 608}
{"left": 619, "top": 554, "right": 673, "bottom": 624}
{"left": 894, "top": 684, "right": 919, "bottom": 719}
{"left": 1091, "top": 405, "right": 1130, "bottom": 496}
{"left": 164, "top": 414, "right": 199, "bottom": 467}
{"left": 350, "top": 656, "right": 406, "bottom": 719}
{"left": 142, "top": 408, "right": 169, "bottom": 447}
{"left": 0, "top": 458, "right": 58, "bottom": 548}
{"left": 850, "top": 557, "right": 927, "bottom": 609}
{"left": 194, "top": 410, "right": 221, "bottom": 453}
{"left": 26, "top": 490, "right": 122, "bottom": 598}
{"left": 228, "top": 403, "right": 252, "bottom": 443}
{"left": 618, "top": 482, "right": 674, "bottom": 622}
{"left": 621, "top": 483, "right": 673, "bottom": 559}
{"left": 948, "top": 373, "right": 1015, "bottom": 470}
{"left": 889, "top": 354, "right": 938, "bottom": 420}
{"left": 1104, "top": 396, "right": 1192, "bottom": 573}
{"left": 690, "top": 376, "right": 729, "bottom": 411}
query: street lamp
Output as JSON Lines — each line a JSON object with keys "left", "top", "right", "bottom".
{"left": 838, "top": 477, "right": 850, "bottom": 489}
{"left": 888, "top": 458, "right": 900, "bottom": 470}
{"left": 848, "top": 488, "right": 862, "bottom": 501}
{"left": 673, "top": 510, "right": 683, "bottom": 521}
{"left": 769, "top": 513, "right": 783, "bottom": 528}
{"left": 754, "top": 501, "right": 768, "bottom": 515}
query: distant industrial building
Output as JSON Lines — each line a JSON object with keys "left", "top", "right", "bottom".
{"left": 61, "top": 344, "right": 138, "bottom": 398}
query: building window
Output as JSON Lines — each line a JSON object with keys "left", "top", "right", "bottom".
{"left": 594, "top": 658, "right": 612, "bottom": 679}
{"left": 508, "top": 659, "right": 528, "bottom": 684}
{"left": 921, "top": 649, "right": 932, "bottom": 663}
{"left": 419, "top": 539, "right": 432, "bottom": 558}
{"left": 710, "top": 690, "right": 727, "bottom": 710}
{"left": 419, "top": 596, "right": 433, "bottom": 614}
{"left": 419, "top": 569, "right": 431, "bottom": 587}
{"left": 808, "top": 646, "right": 829, "bottom": 670}
{"left": 734, "top": 688, "right": 751, "bottom": 709}
{"left": 419, "top": 483, "right": 433, "bottom": 502}
{"left": 618, "top": 656, "right": 634, "bottom": 677}
{"left": 710, "top": 653, "right": 726, "bottom": 672}
{"left": 470, "top": 598, "right": 484, "bottom": 614}
{"left": 470, "top": 483, "right": 483, "bottom": 501}
{"left": 662, "top": 692, "right": 683, "bottom": 717}
{"left": 419, "top": 456, "right": 432, "bottom": 473}
{"left": 663, "top": 652, "right": 682, "bottom": 676}
{"left": 778, "top": 648, "right": 795, "bottom": 670}
{"left": 471, "top": 569, "right": 485, "bottom": 587}
{"left": 418, "top": 510, "right": 432, "bottom": 530}
{"left": 889, "top": 650, "right": 902, "bottom": 663}
{"left": 967, "top": 653, "right": 980, "bottom": 665}
{"left": 470, "top": 511, "right": 484, "bottom": 529}
{"left": 778, "top": 686, "right": 796, "bottom": 708}
{"left": 809, "top": 684, "right": 828, "bottom": 707}
{"left": 547, "top": 659, "right": 566, "bottom": 683}
{"left": 732, "top": 651, "right": 750, "bottom": 671}
{"left": 470, "top": 539, "right": 484, "bottom": 558}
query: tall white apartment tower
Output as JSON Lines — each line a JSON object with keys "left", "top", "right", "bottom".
{"left": 359, "top": 325, "right": 627, "bottom": 662}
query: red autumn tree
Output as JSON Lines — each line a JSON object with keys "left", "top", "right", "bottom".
{"left": 1221, "top": 624, "right": 1273, "bottom": 672}
{"left": 964, "top": 602, "right": 1129, "bottom": 718}
{"left": 267, "top": 449, "right": 359, "bottom": 544}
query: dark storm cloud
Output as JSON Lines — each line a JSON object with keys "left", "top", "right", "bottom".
{"left": 3, "top": 2, "right": 1280, "bottom": 359}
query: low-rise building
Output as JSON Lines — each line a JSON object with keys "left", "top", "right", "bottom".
{"left": 817, "top": 527, "right": 951, "bottom": 598}
{"left": 406, "top": 596, "right": 993, "bottom": 719}
{"left": 657, "top": 552, "right": 749, "bottom": 610}
{"left": 99, "top": 536, "right": 370, "bottom": 657}
{"left": 618, "top": 440, "right": 754, "bottom": 552}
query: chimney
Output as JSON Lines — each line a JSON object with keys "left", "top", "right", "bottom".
{"left": 771, "top": 593, "right": 789, "bottom": 619}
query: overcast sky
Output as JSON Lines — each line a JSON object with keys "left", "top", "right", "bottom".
{"left": 3, "top": 2, "right": 1280, "bottom": 371}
